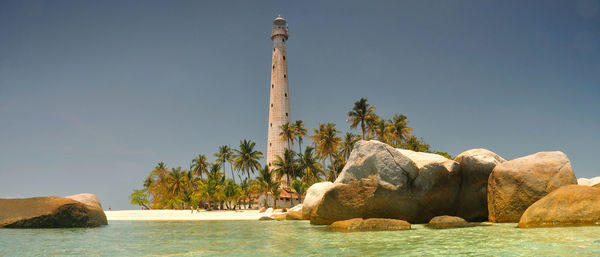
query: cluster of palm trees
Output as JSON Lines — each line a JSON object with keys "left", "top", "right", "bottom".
{"left": 129, "top": 97, "right": 448, "bottom": 210}
{"left": 129, "top": 140, "right": 265, "bottom": 210}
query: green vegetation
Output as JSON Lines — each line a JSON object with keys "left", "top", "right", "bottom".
{"left": 129, "top": 98, "right": 450, "bottom": 209}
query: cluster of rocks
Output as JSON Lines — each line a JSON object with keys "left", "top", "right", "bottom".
{"left": 258, "top": 204, "right": 303, "bottom": 221}
{"left": 300, "top": 140, "right": 599, "bottom": 229}
{"left": 0, "top": 193, "right": 108, "bottom": 228}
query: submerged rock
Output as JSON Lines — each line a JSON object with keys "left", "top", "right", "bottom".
{"left": 487, "top": 151, "right": 577, "bottom": 223}
{"left": 428, "top": 215, "right": 472, "bottom": 229}
{"left": 328, "top": 218, "right": 410, "bottom": 231}
{"left": 518, "top": 185, "right": 600, "bottom": 228}
{"left": 310, "top": 140, "right": 462, "bottom": 225}
{"left": 0, "top": 195, "right": 108, "bottom": 228}
{"left": 454, "top": 149, "right": 506, "bottom": 221}
{"left": 258, "top": 216, "right": 273, "bottom": 221}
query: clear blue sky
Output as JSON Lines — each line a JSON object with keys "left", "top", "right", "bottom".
{"left": 1, "top": 0, "right": 599, "bottom": 209}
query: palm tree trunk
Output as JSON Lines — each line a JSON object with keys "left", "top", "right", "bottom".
{"left": 361, "top": 121, "right": 365, "bottom": 139}
{"left": 230, "top": 162, "right": 236, "bottom": 184}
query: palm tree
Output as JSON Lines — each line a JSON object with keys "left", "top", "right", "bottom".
{"left": 293, "top": 120, "right": 307, "bottom": 153}
{"left": 233, "top": 139, "right": 263, "bottom": 182}
{"left": 327, "top": 152, "right": 346, "bottom": 182}
{"left": 271, "top": 181, "right": 282, "bottom": 209}
{"left": 191, "top": 155, "right": 209, "bottom": 179}
{"left": 291, "top": 179, "right": 308, "bottom": 204}
{"left": 298, "top": 146, "right": 322, "bottom": 184}
{"left": 312, "top": 123, "right": 341, "bottom": 179}
{"left": 279, "top": 122, "right": 295, "bottom": 149}
{"left": 147, "top": 162, "right": 170, "bottom": 208}
{"left": 346, "top": 97, "right": 378, "bottom": 139}
{"left": 254, "top": 166, "right": 274, "bottom": 208}
{"left": 387, "top": 114, "right": 413, "bottom": 146}
{"left": 239, "top": 177, "right": 252, "bottom": 209}
{"left": 373, "top": 118, "right": 389, "bottom": 142}
{"left": 223, "top": 179, "right": 241, "bottom": 209}
{"left": 402, "top": 136, "right": 430, "bottom": 152}
{"left": 214, "top": 145, "right": 235, "bottom": 184}
{"left": 197, "top": 163, "right": 225, "bottom": 210}
{"left": 340, "top": 132, "right": 360, "bottom": 161}
{"left": 271, "top": 148, "right": 299, "bottom": 189}
{"left": 166, "top": 167, "right": 187, "bottom": 205}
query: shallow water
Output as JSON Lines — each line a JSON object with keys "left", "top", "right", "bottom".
{"left": 1, "top": 221, "right": 599, "bottom": 256}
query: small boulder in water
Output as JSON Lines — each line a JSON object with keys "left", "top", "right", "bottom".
{"left": 427, "top": 215, "right": 472, "bottom": 229}
{"left": 328, "top": 218, "right": 411, "bottom": 231}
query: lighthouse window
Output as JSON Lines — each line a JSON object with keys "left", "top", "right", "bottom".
{"left": 270, "top": 123, "right": 272, "bottom": 127}
{"left": 270, "top": 142, "right": 272, "bottom": 146}
{"left": 283, "top": 39, "right": 285, "bottom": 42}
{"left": 285, "top": 93, "right": 287, "bottom": 97}
{"left": 273, "top": 65, "right": 275, "bottom": 69}
{"left": 273, "top": 48, "right": 275, "bottom": 51}
{"left": 272, "top": 84, "right": 274, "bottom": 88}
{"left": 271, "top": 104, "right": 273, "bottom": 107}
{"left": 283, "top": 56, "right": 286, "bottom": 60}
{"left": 284, "top": 74, "right": 287, "bottom": 78}
{"left": 286, "top": 113, "right": 288, "bottom": 117}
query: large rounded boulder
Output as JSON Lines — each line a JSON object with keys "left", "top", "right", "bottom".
{"left": 487, "top": 151, "right": 577, "bottom": 222}
{"left": 65, "top": 193, "right": 108, "bottom": 225}
{"left": 454, "top": 149, "right": 506, "bottom": 221}
{"left": 302, "top": 182, "right": 334, "bottom": 220}
{"left": 310, "top": 140, "right": 462, "bottom": 225}
{"left": 518, "top": 185, "right": 600, "bottom": 228}
{"left": 0, "top": 195, "right": 108, "bottom": 228}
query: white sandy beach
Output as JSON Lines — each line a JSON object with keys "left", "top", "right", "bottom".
{"left": 105, "top": 209, "right": 272, "bottom": 221}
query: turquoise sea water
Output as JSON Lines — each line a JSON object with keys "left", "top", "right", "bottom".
{"left": 1, "top": 221, "right": 600, "bottom": 256}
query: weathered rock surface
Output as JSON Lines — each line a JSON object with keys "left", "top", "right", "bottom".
{"left": 302, "top": 182, "right": 333, "bottom": 220}
{"left": 454, "top": 149, "right": 506, "bottom": 221}
{"left": 578, "top": 177, "right": 600, "bottom": 187}
{"left": 518, "top": 185, "right": 600, "bottom": 228}
{"left": 286, "top": 204, "right": 303, "bottom": 220}
{"left": 65, "top": 193, "right": 103, "bottom": 209}
{"left": 427, "top": 215, "right": 472, "bottom": 229}
{"left": 258, "top": 216, "right": 273, "bottom": 221}
{"left": 0, "top": 195, "right": 108, "bottom": 228}
{"left": 270, "top": 213, "right": 286, "bottom": 220}
{"left": 65, "top": 193, "right": 107, "bottom": 226}
{"left": 328, "top": 218, "right": 411, "bottom": 231}
{"left": 310, "top": 140, "right": 462, "bottom": 225}
{"left": 488, "top": 151, "right": 577, "bottom": 223}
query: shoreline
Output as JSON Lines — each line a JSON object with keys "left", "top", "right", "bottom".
{"left": 105, "top": 209, "right": 272, "bottom": 221}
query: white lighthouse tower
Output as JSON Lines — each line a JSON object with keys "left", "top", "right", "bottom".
{"left": 266, "top": 15, "right": 291, "bottom": 169}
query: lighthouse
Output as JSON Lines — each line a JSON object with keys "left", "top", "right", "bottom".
{"left": 266, "top": 15, "right": 291, "bottom": 169}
